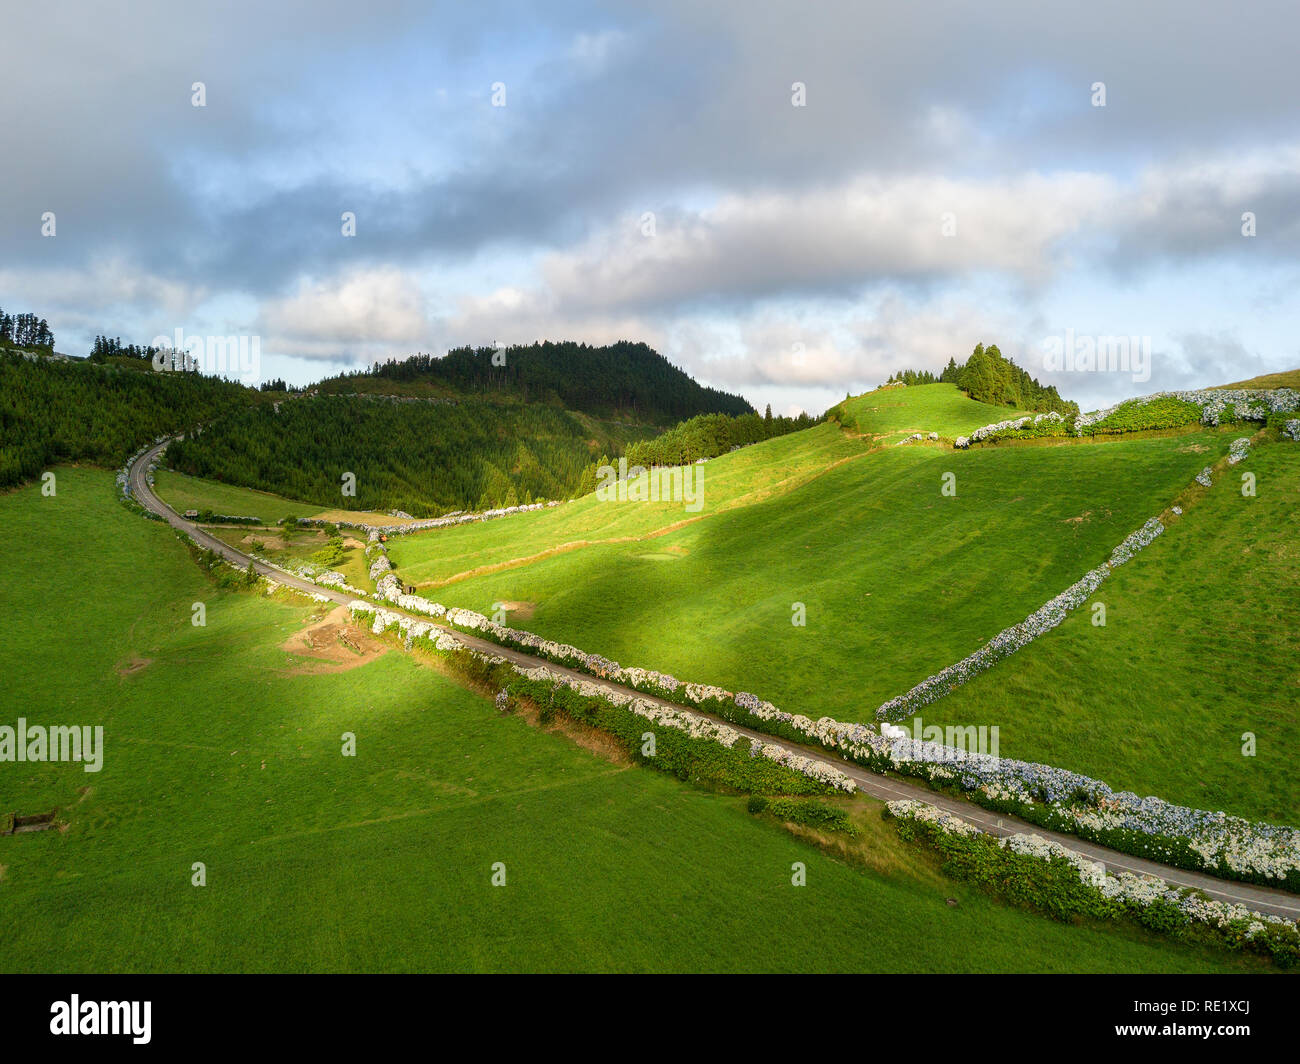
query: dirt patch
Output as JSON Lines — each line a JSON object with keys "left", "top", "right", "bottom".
{"left": 495, "top": 600, "right": 537, "bottom": 621}
{"left": 1177, "top": 442, "right": 1211, "bottom": 454}
{"left": 243, "top": 533, "right": 287, "bottom": 549}
{"left": 1063, "top": 510, "right": 1093, "bottom": 524}
{"left": 115, "top": 656, "right": 153, "bottom": 677}
{"left": 280, "top": 605, "right": 387, "bottom": 674}
{"left": 342, "top": 537, "right": 365, "bottom": 549}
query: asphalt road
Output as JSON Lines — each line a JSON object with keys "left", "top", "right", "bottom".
{"left": 129, "top": 441, "right": 1300, "bottom": 921}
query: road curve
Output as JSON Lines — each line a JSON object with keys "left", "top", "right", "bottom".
{"left": 129, "top": 441, "right": 1300, "bottom": 921}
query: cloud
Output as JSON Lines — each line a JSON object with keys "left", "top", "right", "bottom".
{"left": 258, "top": 267, "right": 432, "bottom": 359}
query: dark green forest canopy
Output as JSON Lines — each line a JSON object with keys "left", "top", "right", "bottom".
{"left": 166, "top": 394, "right": 655, "bottom": 515}
{"left": 0, "top": 351, "right": 256, "bottom": 488}
{"left": 620, "top": 409, "right": 818, "bottom": 470}
{"left": 888, "top": 343, "right": 1079, "bottom": 417}
{"left": 317, "top": 340, "right": 754, "bottom": 422}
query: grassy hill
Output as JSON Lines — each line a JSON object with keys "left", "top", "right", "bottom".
{"left": 918, "top": 436, "right": 1299, "bottom": 823}
{"left": 827, "top": 382, "right": 1028, "bottom": 440}
{"left": 1214, "top": 368, "right": 1300, "bottom": 390}
{"left": 1, "top": 466, "right": 1258, "bottom": 973}
{"left": 388, "top": 383, "right": 1291, "bottom": 823}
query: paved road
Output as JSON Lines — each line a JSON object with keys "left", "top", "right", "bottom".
{"left": 130, "top": 441, "right": 1300, "bottom": 921}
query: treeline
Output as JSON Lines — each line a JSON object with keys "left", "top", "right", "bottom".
{"left": 615, "top": 407, "right": 817, "bottom": 471}
{"left": 88, "top": 335, "right": 165, "bottom": 364}
{"left": 0, "top": 307, "right": 54, "bottom": 351}
{"left": 165, "top": 394, "right": 644, "bottom": 515}
{"left": 890, "top": 343, "right": 1078, "bottom": 417}
{"left": 0, "top": 351, "right": 255, "bottom": 488}
{"left": 323, "top": 340, "right": 753, "bottom": 422}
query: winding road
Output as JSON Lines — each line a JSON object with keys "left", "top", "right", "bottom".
{"left": 129, "top": 441, "right": 1300, "bottom": 921}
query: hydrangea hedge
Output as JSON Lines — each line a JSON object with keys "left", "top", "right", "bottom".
{"left": 885, "top": 800, "right": 1299, "bottom": 967}
{"left": 956, "top": 388, "right": 1299, "bottom": 448}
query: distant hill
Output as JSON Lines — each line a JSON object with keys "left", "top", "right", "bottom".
{"left": 1213, "top": 369, "right": 1300, "bottom": 390}
{"left": 886, "top": 343, "right": 1078, "bottom": 418}
{"left": 166, "top": 394, "right": 655, "bottom": 515}
{"left": 315, "top": 341, "right": 753, "bottom": 423}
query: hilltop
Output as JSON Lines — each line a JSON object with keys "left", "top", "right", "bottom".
{"left": 313, "top": 340, "right": 754, "bottom": 423}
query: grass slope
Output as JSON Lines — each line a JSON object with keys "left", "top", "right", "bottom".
{"left": 828, "top": 382, "right": 1027, "bottom": 440}
{"left": 1214, "top": 369, "right": 1300, "bottom": 390}
{"left": 921, "top": 438, "right": 1300, "bottom": 824}
{"left": 401, "top": 430, "right": 1230, "bottom": 730}
{"left": 155, "top": 469, "right": 329, "bottom": 525}
{"left": 0, "top": 468, "right": 1256, "bottom": 972}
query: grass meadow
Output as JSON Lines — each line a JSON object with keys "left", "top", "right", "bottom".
{"left": 388, "top": 407, "right": 1296, "bottom": 822}
{"left": 0, "top": 466, "right": 1263, "bottom": 972}
{"left": 397, "top": 430, "right": 1233, "bottom": 727}
{"left": 923, "top": 437, "right": 1300, "bottom": 824}
{"left": 829, "top": 382, "right": 1029, "bottom": 440}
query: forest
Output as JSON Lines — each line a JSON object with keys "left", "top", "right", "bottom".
{"left": 0, "top": 351, "right": 256, "bottom": 488}
{"left": 612, "top": 407, "right": 817, "bottom": 472}
{"left": 0, "top": 305, "right": 54, "bottom": 351}
{"left": 318, "top": 340, "right": 753, "bottom": 422}
{"left": 165, "top": 394, "right": 653, "bottom": 515}
{"left": 887, "top": 343, "right": 1079, "bottom": 417}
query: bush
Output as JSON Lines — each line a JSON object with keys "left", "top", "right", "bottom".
{"left": 763, "top": 797, "right": 854, "bottom": 834}
{"left": 1080, "top": 397, "right": 1203, "bottom": 435}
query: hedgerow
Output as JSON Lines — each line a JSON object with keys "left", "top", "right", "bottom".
{"left": 885, "top": 801, "right": 1300, "bottom": 967}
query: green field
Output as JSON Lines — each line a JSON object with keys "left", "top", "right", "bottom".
{"left": 0, "top": 467, "right": 1262, "bottom": 972}
{"left": 390, "top": 422, "right": 870, "bottom": 586}
{"left": 383, "top": 386, "right": 1299, "bottom": 823}
{"left": 923, "top": 437, "right": 1300, "bottom": 823}
{"left": 395, "top": 429, "right": 1233, "bottom": 722}
{"left": 829, "top": 382, "right": 1027, "bottom": 440}
{"left": 154, "top": 469, "right": 325, "bottom": 525}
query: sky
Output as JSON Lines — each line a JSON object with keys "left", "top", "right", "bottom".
{"left": 2, "top": 0, "right": 1298, "bottom": 414}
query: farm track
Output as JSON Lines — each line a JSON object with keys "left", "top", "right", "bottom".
{"left": 129, "top": 440, "right": 1300, "bottom": 921}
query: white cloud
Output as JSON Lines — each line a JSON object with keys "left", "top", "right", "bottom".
{"left": 258, "top": 267, "right": 431, "bottom": 359}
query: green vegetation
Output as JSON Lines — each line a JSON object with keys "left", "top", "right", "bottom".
{"left": 153, "top": 470, "right": 309, "bottom": 524}
{"left": 1215, "top": 369, "right": 1300, "bottom": 390}
{"left": 165, "top": 394, "right": 655, "bottom": 516}
{"left": 0, "top": 304, "right": 54, "bottom": 350}
{"left": 827, "top": 382, "right": 1029, "bottom": 440}
{"left": 922, "top": 438, "right": 1300, "bottom": 824}
{"left": 748, "top": 795, "right": 855, "bottom": 834}
{"left": 320, "top": 340, "right": 752, "bottom": 421}
{"left": 886, "top": 807, "right": 1299, "bottom": 966}
{"left": 618, "top": 408, "right": 817, "bottom": 473}
{"left": 393, "top": 422, "right": 1231, "bottom": 750}
{"left": 0, "top": 466, "right": 1259, "bottom": 973}
{"left": 886, "top": 343, "right": 1078, "bottom": 417}
{"left": 0, "top": 350, "right": 256, "bottom": 488}
{"left": 389, "top": 423, "right": 868, "bottom": 585}
{"left": 1080, "top": 396, "right": 1205, "bottom": 435}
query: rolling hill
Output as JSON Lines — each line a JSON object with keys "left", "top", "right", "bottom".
{"left": 386, "top": 380, "right": 1298, "bottom": 825}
